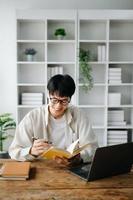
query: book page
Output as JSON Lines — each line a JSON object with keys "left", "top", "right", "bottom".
{"left": 66, "top": 139, "right": 79, "bottom": 154}
{"left": 41, "top": 146, "right": 71, "bottom": 159}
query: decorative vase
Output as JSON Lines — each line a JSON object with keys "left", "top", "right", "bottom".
{"left": 56, "top": 35, "right": 64, "bottom": 40}
{"left": 26, "top": 54, "right": 34, "bottom": 62}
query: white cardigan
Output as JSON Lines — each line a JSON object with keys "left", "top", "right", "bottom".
{"left": 9, "top": 105, "right": 98, "bottom": 162}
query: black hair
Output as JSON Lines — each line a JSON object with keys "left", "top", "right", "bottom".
{"left": 47, "top": 74, "right": 76, "bottom": 98}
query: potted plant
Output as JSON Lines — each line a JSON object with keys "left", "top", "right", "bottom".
{"left": 0, "top": 113, "right": 16, "bottom": 158}
{"left": 24, "top": 48, "right": 37, "bottom": 61}
{"left": 79, "top": 48, "right": 93, "bottom": 92}
{"left": 54, "top": 28, "right": 66, "bottom": 40}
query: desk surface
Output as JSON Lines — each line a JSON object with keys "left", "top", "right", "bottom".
{"left": 0, "top": 159, "right": 133, "bottom": 200}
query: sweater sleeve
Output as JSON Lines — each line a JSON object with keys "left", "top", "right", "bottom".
{"left": 8, "top": 112, "right": 36, "bottom": 161}
{"left": 77, "top": 109, "right": 98, "bottom": 162}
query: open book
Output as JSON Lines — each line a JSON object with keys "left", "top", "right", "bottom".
{"left": 41, "top": 139, "right": 91, "bottom": 159}
{"left": 0, "top": 162, "right": 31, "bottom": 180}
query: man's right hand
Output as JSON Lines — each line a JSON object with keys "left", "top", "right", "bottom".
{"left": 30, "top": 139, "right": 52, "bottom": 157}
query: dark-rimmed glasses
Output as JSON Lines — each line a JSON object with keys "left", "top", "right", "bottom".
{"left": 49, "top": 97, "right": 70, "bottom": 106}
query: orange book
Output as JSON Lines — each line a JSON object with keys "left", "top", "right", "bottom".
{"left": 0, "top": 162, "right": 31, "bottom": 180}
{"left": 41, "top": 139, "right": 91, "bottom": 160}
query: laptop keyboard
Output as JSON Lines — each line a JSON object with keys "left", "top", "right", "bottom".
{"left": 70, "top": 163, "right": 91, "bottom": 179}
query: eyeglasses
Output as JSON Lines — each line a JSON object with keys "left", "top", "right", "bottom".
{"left": 49, "top": 97, "right": 70, "bottom": 106}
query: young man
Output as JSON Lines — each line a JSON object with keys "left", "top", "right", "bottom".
{"left": 9, "top": 74, "right": 98, "bottom": 165}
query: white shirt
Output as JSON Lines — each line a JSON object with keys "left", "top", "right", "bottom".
{"left": 9, "top": 105, "right": 98, "bottom": 162}
{"left": 49, "top": 114, "right": 66, "bottom": 149}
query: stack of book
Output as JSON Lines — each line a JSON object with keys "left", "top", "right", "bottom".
{"left": 0, "top": 162, "right": 31, "bottom": 180}
{"left": 107, "top": 130, "right": 128, "bottom": 146}
{"left": 97, "top": 45, "right": 106, "bottom": 62}
{"left": 108, "top": 68, "right": 122, "bottom": 84}
{"left": 48, "top": 66, "right": 63, "bottom": 79}
{"left": 21, "top": 93, "right": 43, "bottom": 105}
{"left": 108, "top": 93, "right": 121, "bottom": 106}
{"left": 108, "top": 110, "right": 127, "bottom": 126}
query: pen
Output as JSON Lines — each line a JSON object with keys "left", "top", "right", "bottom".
{"left": 32, "top": 137, "right": 38, "bottom": 142}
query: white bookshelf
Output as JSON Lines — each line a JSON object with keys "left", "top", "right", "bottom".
{"left": 16, "top": 10, "right": 133, "bottom": 146}
{"left": 16, "top": 10, "right": 77, "bottom": 124}
{"left": 78, "top": 10, "right": 133, "bottom": 146}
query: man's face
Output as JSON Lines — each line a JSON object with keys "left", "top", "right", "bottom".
{"left": 48, "top": 93, "right": 70, "bottom": 119}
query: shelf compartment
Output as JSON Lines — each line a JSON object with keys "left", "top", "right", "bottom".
{"left": 109, "top": 64, "right": 133, "bottom": 83}
{"left": 47, "top": 64, "right": 75, "bottom": 81}
{"left": 79, "top": 86, "right": 106, "bottom": 105}
{"left": 80, "top": 42, "right": 107, "bottom": 62}
{"left": 108, "top": 86, "right": 133, "bottom": 105}
{"left": 17, "top": 107, "right": 36, "bottom": 123}
{"left": 109, "top": 43, "right": 133, "bottom": 62}
{"left": 79, "top": 63, "right": 106, "bottom": 84}
{"left": 108, "top": 108, "right": 133, "bottom": 127}
{"left": 80, "top": 107, "right": 105, "bottom": 128}
{"left": 47, "top": 43, "right": 75, "bottom": 62}
{"left": 17, "top": 85, "right": 45, "bottom": 105}
{"left": 47, "top": 20, "right": 75, "bottom": 40}
{"left": 80, "top": 20, "right": 107, "bottom": 40}
{"left": 109, "top": 20, "right": 133, "bottom": 40}
{"left": 17, "top": 20, "right": 45, "bottom": 40}
{"left": 17, "top": 43, "right": 45, "bottom": 62}
{"left": 17, "top": 64, "right": 46, "bottom": 84}
{"left": 93, "top": 128, "right": 106, "bottom": 147}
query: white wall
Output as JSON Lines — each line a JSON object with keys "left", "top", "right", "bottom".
{"left": 1, "top": 0, "right": 133, "bottom": 115}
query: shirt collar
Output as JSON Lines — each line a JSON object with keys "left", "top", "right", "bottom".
{"left": 44, "top": 104, "right": 73, "bottom": 126}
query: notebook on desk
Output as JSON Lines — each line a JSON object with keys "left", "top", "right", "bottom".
{"left": 0, "top": 161, "right": 31, "bottom": 180}
{"left": 69, "top": 142, "right": 133, "bottom": 181}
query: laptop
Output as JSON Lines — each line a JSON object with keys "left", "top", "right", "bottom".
{"left": 69, "top": 142, "right": 133, "bottom": 181}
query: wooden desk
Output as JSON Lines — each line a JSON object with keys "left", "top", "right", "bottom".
{"left": 0, "top": 159, "right": 133, "bottom": 200}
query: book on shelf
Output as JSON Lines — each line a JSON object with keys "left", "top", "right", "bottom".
{"left": 109, "top": 71, "right": 121, "bottom": 75}
{"left": 108, "top": 130, "right": 128, "bottom": 145}
{"left": 108, "top": 76, "right": 121, "bottom": 80}
{"left": 21, "top": 101, "right": 43, "bottom": 105}
{"left": 108, "top": 138, "right": 127, "bottom": 143}
{"left": 108, "top": 68, "right": 122, "bottom": 83}
{"left": 48, "top": 66, "right": 63, "bottom": 79}
{"left": 108, "top": 121, "right": 127, "bottom": 126}
{"left": 108, "top": 130, "right": 128, "bottom": 134}
{"left": 97, "top": 45, "right": 106, "bottom": 62}
{"left": 108, "top": 80, "right": 122, "bottom": 84}
{"left": 108, "top": 93, "right": 121, "bottom": 106}
{"left": 22, "top": 93, "right": 43, "bottom": 97}
{"left": 21, "top": 92, "right": 43, "bottom": 105}
{"left": 108, "top": 110, "right": 124, "bottom": 122}
{"left": 109, "top": 68, "right": 121, "bottom": 72}
{"left": 41, "top": 139, "right": 91, "bottom": 159}
{"left": 0, "top": 162, "right": 31, "bottom": 180}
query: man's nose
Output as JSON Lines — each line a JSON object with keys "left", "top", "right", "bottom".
{"left": 55, "top": 101, "right": 63, "bottom": 107}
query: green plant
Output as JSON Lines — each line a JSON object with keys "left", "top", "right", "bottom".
{"left": 24, "top": 48, "right": 37, "bottom": 55}
{"left": 79, "top": 48, "right": 93, "bottom": 91}
{"left": 54, "top": 28, "right": 66, "bottom": 36}
{"left": 0, "top": 113, "right": 16, "bottom": 152}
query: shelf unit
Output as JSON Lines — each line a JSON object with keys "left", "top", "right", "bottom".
{"left": 78, "top": 10, "right": 133, "bottom": 146}
{"left": 16, "top": 10, "right": 77, "bottom": 123}
{"left": 16, "top": 10, "right": 133, "bottom": 146}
